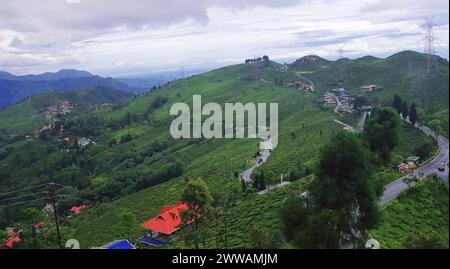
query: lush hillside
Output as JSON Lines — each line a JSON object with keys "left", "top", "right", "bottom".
{"left": 289, "top": 51, "right": 449, "bottom": 138}
{"left": 0, "top": 87, "right": 132, "bottom": 135}
{"left": 0, "top": 69, "right": 142, "bottom": 109}
{"left": 293, "top": 51, "right": 449, "bottom": 116}
{"left": 0, "top": 51, "right": 446, "bottom": 249}
{"left": 371, "top": 176, "right": 449, "bottom": 249}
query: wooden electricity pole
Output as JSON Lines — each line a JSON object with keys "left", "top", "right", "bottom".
{"left": 47, "top": 183, "right": 62, "bottom": 249}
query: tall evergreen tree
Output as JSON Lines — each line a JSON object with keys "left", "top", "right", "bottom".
{"left": 409, "top": 103, "right": 418, "bottom": 126}
{"left": 393, "top": 94, "right": 402, "bottom": 114}
{"left": 363, "top": 108, "right": 400, "bottom": 164}
{"left": 401, "top": 101, "right": 409, "bottom": 119}
{"left": 280, "top": 131, "right": 380, "bottom": 248}
{"left": 180, "top": 178, "right": 213, "bottom": 249}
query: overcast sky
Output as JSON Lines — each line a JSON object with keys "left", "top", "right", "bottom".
{"left": 0, "top": 0, "right": 448, "bottom": 77}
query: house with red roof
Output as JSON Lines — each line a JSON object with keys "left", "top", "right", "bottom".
{"left": 3, "top": 236, "right": 21, "bottom": 249}
{"left": 140, "top": 202, "right": 197, "bottom": 245}
{"left": 70, "top": 204, "right": 87, "bottom": 214}
{"left": 31, "top": 221, "right": 48, "bottom": 238}
{"left": 142, "top": 203, "right": 189, "bottom": 235}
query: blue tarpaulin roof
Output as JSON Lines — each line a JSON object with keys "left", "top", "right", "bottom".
{"left": 138, "top": 236, "right": 168, "bottom": 246}
{"left": 100, "top": 239, "right": 136, "bottom": 249}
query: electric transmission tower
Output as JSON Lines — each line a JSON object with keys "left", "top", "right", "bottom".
{"left": 419, "top": 16, "right": 439, "bottom": 108}
{"left": 421, "top": 16, "right": 437, "bottom": 74}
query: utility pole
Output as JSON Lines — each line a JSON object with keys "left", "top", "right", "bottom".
{"left": 47, "top": 183, "right": 62, "bottom": 249}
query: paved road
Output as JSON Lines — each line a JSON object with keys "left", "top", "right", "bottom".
{"left": 333, "top": 97, "right": 342, "bottom": 114}
{"left": 333, "top": 111, "right": 368, "bottom": 134}
{"left": 355, "top": 111, "right": 369, "bottom": 133}
{"left": 239, "top": 137, "right": 272, "bottom": 183}
{"left": 294, "top": 72, "right": 315, "bottom": 91}
{"left": 379, "top": 124, "right": 449, "bottom": 204}
{"left": 334, "top": 119, "right": 355, "bottom": 132}
{"left": 256, "top": 181, "right": 290, "bottom": 195}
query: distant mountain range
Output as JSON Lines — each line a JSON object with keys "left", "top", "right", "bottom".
{"left": 0, "top": 69, "right": 143, "bottom": 109}
{"left": 115, "top": 68, "right": 210, "bottom": 89}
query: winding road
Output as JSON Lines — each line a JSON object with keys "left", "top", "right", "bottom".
{"left": 239, "top": 136, "right": 272, "bottom": 183}
{"left": 239, "top": 84, "right": 448, "bottom": 204}
{"left": 333, "top": 109, "right": 369, "bottom": 134}
{"left": 379, "top": 124, "right": 449, "bottom": 204}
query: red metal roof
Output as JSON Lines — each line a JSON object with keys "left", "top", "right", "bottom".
{"left": 70, "top": 205, "right": 87, "bottom": 213}
{"left": 3, "top": 236, "right": 21, "bottom": 248}
{"left": 142, "top": 203, "right": 190, "bottom": 234}
{"left": 33, "top": 221, "right": 46, "bottom": 228}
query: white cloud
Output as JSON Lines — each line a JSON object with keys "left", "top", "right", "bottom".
{"left": 66, "top": 0, "right": 81, "bottom": 4}
{"left": 0, "top": 0, "right": 448, "bottom": 75}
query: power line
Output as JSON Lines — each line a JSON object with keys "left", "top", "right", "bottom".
{"left": 0, "top": 191, "right": 48, "bottom": 203}
{"left": 0, "top": 197, "right": 48, "bottom": 207}
{"left": 0, "top": 183, "right": 51, "bottom": 198}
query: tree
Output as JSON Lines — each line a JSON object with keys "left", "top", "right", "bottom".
{"left": 403, "top": 176, "right": 419, "bottom": 188}
{"left": 364, "top": 108, "right": 400, "bottom": 164}
{"left": 428, "top": 119, "right": 443, "bottom": 139}
{"left": 241, "top": 180, "right": 247, "bottom": 193}
{"left": 290, "top": 131, "right": 297, "bottom": 140}
{"left": 415, "top": 140, "right": 434, "bottom": 160}
{"left": 281, "top": 131, "right": 380, "bottom": 248}
{"left": 259, "top": 171, "right": 266, "bottom": 191}
{"left": 314, "top": 131, "right": 380, "bottom": 232}
{"left": 416, "top": 107, "right": 427, "bottom": 122}
{"left": 401, "top": 101, "right": 409, "bottom": 119}
{"left": 393, "top": 94, "right": 402, "bottom": 114}
{"left": 120, "top": 134, "right": 133, "bottom": 143}
{"left": 114, "top": 212, "right": 138, "bottom": 242}
{"left": 353, "top": 96, "right": 367, "bottom": 109}
{"left": 0, "top": 230, "right": 8, "bottom": 243}
{"left": 21, "top": 208, "right": 45, "bottom": 225}
{"left": 212, "top": 188, "right": 238, "bottom": 249}
{"left": 409, "top": 103, "right": 418, "bottom": 126}
{"left": 252, "top": 173, "right": 260, "bottom": 190}
{"left": 180, "top": 178, "right": 213, "bottom": 249}
{"left": 249, "top": 227, "right": 282, "bottom": 249}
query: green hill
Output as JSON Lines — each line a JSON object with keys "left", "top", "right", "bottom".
{"left": 371, "top": 176, "right": 449, "bottom": 249}
{"left": 294, "top": 50, "right": 449, "bottom": 114}
{"left": 0, "top": 51, "right": 447, "bottom": 248}
{"left": 0, "top": 87, "right": 132, "bottom": 135}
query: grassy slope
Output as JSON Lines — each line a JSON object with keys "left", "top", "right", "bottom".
{"left": 71, "top": 62, "right": 341, "bottom": 247}
{"left": 371, "top": 178, "right": 449, "bottom": 249}
{"left": 0, "top": 52, "right": 446, "bottom": 248}
{"left": 70, "top": 59, "right": 439, "bottom": 248}
{"left": 0, "top": 100, "right": 48, "bottom": 135}
{"left": 296, "top": 51, "right": 449, "bottom": 124}
{"left": 0, "top": 88, "right": 132, "bottom": 135}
